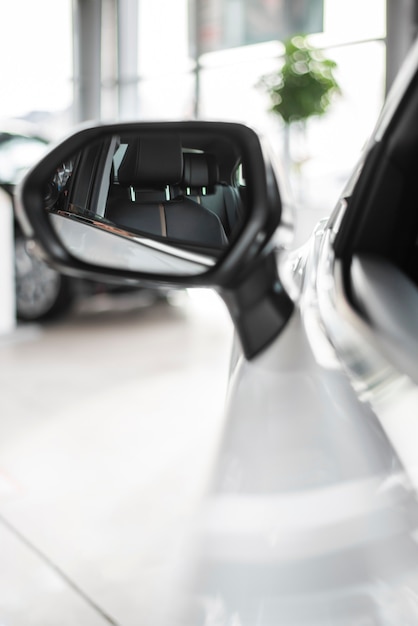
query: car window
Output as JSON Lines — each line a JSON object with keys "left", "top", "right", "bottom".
{"left": 0, "top": 134, "right": 48, "bottom": 185}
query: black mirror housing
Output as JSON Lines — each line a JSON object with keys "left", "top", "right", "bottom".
{"left": 17, "top": 121, "right": 284, "bottom": 291}
{"left": 17, "top": 120, "right": 293, "bottom": 358}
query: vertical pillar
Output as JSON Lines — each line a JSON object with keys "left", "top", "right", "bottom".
{"left": 72, "top": 0, "right": 102, "bottom": 122}
{"left": 0, "top": 189, "right": 15, "bottom": 334}
{"left": 117, "top": 0, "right": 139, "bottom": 120}
{"left": 386, "top": 0, "right": 418, "bottom": 93}
{"left": 190, "top": 0, "right": 201, "bottom": 119}
{"left": 101, "top": 0, "right": 119, "bottom": 120}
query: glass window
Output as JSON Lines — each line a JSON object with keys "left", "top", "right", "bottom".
{"left": 0, "top": 134, "right": 48, "bottom": 184}
{"left": 0, "top": 0, "right": 72, "bottom": 120}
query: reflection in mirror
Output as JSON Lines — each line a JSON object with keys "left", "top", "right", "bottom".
{"left": 45, "top": 129, "right": 247, "bottom": 276}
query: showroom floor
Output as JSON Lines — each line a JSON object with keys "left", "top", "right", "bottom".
{"left": 0, "top": 289, "right": 234, "bottom": 625}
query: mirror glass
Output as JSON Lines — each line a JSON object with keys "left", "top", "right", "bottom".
{"left": 43, "top": 128, "right": 248, "bottom": 276}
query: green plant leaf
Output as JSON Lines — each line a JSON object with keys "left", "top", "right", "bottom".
{"left": 260, "top": 35, "right": 341, "bottom": 125}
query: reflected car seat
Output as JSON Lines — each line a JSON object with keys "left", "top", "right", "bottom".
{"left": 106, "top": 136, "right": 228, "bottom": 248}
{"left": 181, "top": 152, "right": 243, "bottom": 238}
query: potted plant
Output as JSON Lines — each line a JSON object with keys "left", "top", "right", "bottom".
{"left": 260, "top": 35, "right": 341, "bottom": 174}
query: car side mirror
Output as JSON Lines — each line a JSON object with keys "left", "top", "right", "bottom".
{"left": 17, "top": 121, "right": 294, "bottom": 358}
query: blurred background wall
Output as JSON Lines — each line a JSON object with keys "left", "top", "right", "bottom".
{"left": 1, "top": 0, "right": 417, "bottom": 233}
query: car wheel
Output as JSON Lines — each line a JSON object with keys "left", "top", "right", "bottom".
{"left": 14, "top": 235, "right": 73, "bottom": 321}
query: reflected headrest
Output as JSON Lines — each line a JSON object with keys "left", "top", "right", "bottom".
{"left": 182, "top": 153, "right": 219, "bottom": 191}
{"left": 118, "top": 135, "right": 183, "bottom": 188}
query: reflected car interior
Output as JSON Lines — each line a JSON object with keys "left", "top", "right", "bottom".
{"left": 48, "top": 131, "right": 247, "bottom": 256}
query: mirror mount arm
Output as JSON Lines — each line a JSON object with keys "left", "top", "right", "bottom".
{"left": 219, "top": 250, "right": 294, "bottom": 360}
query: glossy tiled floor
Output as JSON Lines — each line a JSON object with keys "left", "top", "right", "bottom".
{"left": 0, "top": 290, "right": 233, "bottom": 625}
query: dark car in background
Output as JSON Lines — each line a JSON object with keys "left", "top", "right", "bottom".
{"left": 1, "top": 121, "right": 159, "bottom": 322}
{"left": 0, "top": 121, "right": 75, "bottom": 321}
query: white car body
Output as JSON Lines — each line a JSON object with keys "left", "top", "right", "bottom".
{"left": 178, "top": 41, "right": 418, "bottom": 626}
